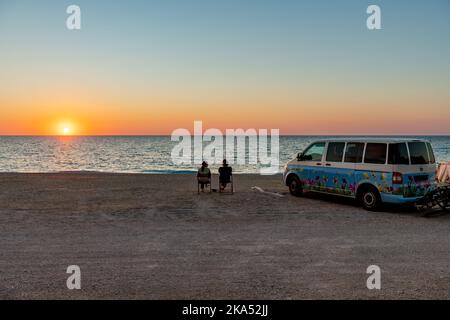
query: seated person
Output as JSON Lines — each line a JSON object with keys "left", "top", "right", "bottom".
{"left": 197, "top": 161, "right": 211, "bottom": 192}
{"left": 218, "top": 159, "right": 232, "bottom": 191}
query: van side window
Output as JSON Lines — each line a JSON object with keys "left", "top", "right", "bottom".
{"left": 408, "top": 142, "right": 429, "bottom": 165}
{"left": 426, "top": 142, "right": 436, "bottom": 164}
{"left": 302, "top": 142, "right": 325, "bottom": 161}
{"left": 326, "top": 142, "right": 345, "bottom": 162}
{"left": 344, "top": 143, "right": 364, "bottom": 163}
{"left": 364, "top": 143, "right": 387, "bottom": 164}
{"left": 388, "top": 143, "right": 409, "bottom": 165}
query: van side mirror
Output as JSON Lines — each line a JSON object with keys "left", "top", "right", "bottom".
{"left": 297, "top": 153, "right": 303, "bottom": 161}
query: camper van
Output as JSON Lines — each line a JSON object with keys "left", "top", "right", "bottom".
{"left": 283, "top": 138, "right": 437, "bottom": 210}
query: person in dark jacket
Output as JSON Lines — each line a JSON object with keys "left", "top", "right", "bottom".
{"left": 218, "top": 159, "right": 232, "bottom": 191}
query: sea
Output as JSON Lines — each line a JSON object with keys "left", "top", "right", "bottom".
{"left": 0, "top": 136, "right": 449, "bottom": 174}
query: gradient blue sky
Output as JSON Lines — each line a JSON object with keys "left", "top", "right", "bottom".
{"left": 0, "top": 0, "right": 449, "bottom": 135}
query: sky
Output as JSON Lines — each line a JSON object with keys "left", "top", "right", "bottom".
{"left": 0, "top": 0, "right": 449, "bottom": 135}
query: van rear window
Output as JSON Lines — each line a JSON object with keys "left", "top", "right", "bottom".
{"left": 408, "top": 142, "right": 429, "bottom": 165}
{"left": 364, "top": 143, "right": 387, "bottom": 164}
{"left": 388, "top": 143, "right": 409, "bottom": 165}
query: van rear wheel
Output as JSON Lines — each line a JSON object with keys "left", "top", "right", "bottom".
{"left": 288, "top": 176, "right": 303, "bottom": 197}
{"left": 359, "top": 186, "right": 381, "bottom": 211}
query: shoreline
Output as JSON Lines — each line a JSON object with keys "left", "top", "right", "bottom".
{"left": 0, "top": 171, "right": 283, "bottom": 176}
{"left": 0, "top": 171, "right": 281, "bottom": 175}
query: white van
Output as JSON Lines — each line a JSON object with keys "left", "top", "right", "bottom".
{"left": 283, "top": 138, "right": 437, "bottom": 210}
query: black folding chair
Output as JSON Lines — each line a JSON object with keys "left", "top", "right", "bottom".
{"left": 219, "top": 175, "right": 234, "bottom": 194}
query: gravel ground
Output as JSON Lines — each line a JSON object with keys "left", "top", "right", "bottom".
{"left": 0, "top": 173, "right": 449, "bottom": 299}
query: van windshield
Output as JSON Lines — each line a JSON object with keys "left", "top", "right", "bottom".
{"left": 388, "top": 143, "right": 409, "bottom": 165}
{"left": 302, "top": 142, "right": 325, "bottom": 161}
{"left": 408, "top": 142, "right": 430, "bottom": 165}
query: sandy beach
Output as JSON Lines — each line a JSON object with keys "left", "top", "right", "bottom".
{"left": 0, "top": 172, "right": 449, "bottom": 300}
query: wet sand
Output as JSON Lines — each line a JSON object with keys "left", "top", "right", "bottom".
{"left": 0, "top": 173, "right": 449, "bottom": 299}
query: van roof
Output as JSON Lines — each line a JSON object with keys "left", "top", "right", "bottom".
{"left": 312, "top": 138, "right": 430, "bottom": 144}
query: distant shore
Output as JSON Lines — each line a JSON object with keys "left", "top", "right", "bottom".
{"left": 1, "top": 173, "right": 449, "bottom": 299}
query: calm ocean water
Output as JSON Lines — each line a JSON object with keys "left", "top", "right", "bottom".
{"left": 0, "top": 136, "right": 449, "bottom": 174}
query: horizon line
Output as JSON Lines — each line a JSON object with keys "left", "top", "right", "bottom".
{"left": 1, "top": 134, "right": 450, "bottom": 137}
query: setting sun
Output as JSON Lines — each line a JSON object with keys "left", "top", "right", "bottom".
{"left": 59, "top": 124, "right": 73, "bottom": 135}
{"left": 55, "top": 121, "right": 78, "bottom": 136}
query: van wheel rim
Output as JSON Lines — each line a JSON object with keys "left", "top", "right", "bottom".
{"left": 364, "top": 192, "right": 375, "bottom": 206}
{"left": 290, "top": 180, "right": 297, "bottom": 191}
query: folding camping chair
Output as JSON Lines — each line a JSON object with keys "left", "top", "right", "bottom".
{"left": 219, "top": 175, "right": 234, "bottom": 194}
{"left": 197, "top": 176, "right": 212, "bottom": 194}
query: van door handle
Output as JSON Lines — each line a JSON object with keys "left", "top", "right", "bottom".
{"left": 326, "top": 163, "right": 331, "bottom": 166}
{"left": 316, "top": 163, "right": 322, "bottom": 166}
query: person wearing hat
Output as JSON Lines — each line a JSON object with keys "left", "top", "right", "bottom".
{"left": 218, "top": 159, "right": 232, "bottom": 192}
{"left": 197, "top": 161, "right": 211, "bottom": 192}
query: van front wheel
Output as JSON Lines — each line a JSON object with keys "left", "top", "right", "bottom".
{"left": 359, "top": 186, "right": 381, "bottom": 211}
{"left": 288, "top": 176, "right": 303, "bottom": 197}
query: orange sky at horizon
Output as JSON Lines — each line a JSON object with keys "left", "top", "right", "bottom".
{"left": 1, "top": 52, "right": 449, "bottom": 136}
{"left": 1, "top": 94, "right": 450, "bottom": 136}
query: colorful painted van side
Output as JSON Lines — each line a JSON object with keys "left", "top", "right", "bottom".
{"left": 283, "top": 139, "right": 437, "bottom": 210}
